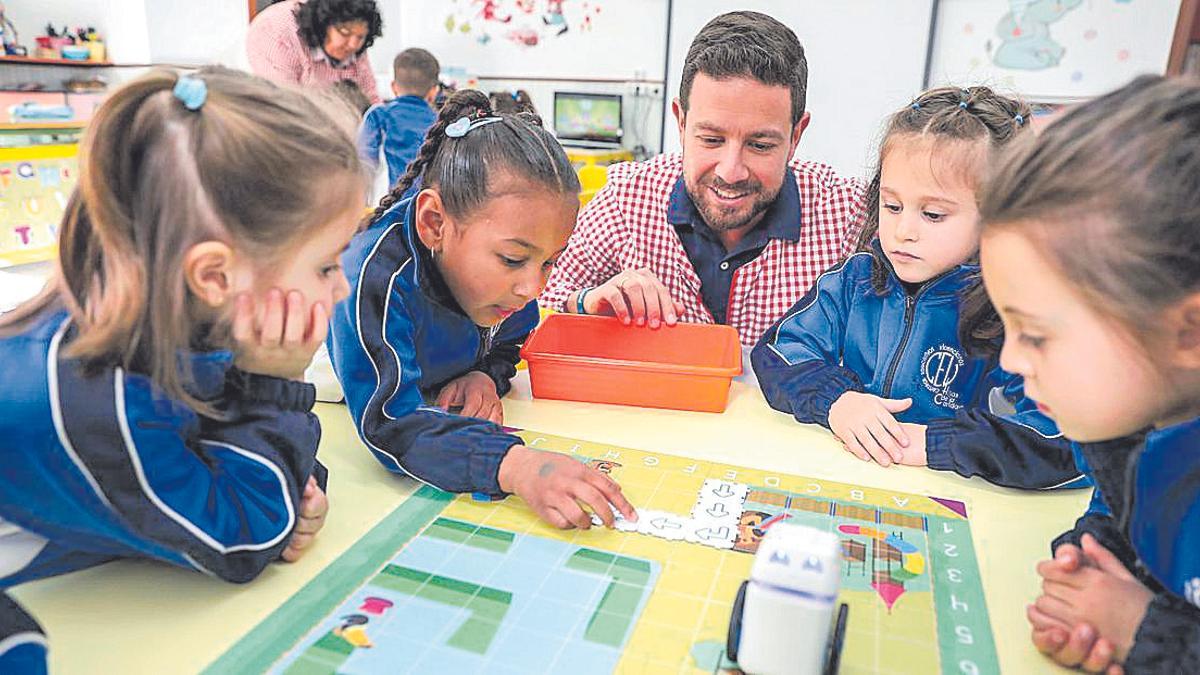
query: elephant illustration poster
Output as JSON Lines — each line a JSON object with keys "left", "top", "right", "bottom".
{"left": 929, "top": 0, "right": 1182, "bottom": 101}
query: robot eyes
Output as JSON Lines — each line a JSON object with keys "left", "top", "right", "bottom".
{"left": 768, "top": 550, "right": 826, "bottom": 574}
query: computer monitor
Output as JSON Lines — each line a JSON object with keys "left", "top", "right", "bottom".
{"left": 553, "top": 92, "right": 623, "bottom": 147}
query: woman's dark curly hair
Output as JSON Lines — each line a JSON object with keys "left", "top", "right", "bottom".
{"left": 294, "top": 0, "right": 383, "bottom": 55}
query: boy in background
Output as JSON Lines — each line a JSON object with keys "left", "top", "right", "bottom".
{"left": 359, "top": 48, "right": 440, "bottom": 187}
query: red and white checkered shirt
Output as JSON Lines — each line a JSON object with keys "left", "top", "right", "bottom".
{"left": 541, "top": 153, "right": 866, "bottom": 346}
{"left": 246, "top": 0, "right": 380, "bottom": 104}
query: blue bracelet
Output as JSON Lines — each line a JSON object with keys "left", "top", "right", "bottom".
{"left": 576, "top": 287, "right": 592, "bottom": 314}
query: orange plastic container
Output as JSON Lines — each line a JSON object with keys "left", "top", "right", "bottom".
{"left": 520, "top": 314, "right": 743, "bottom": 413}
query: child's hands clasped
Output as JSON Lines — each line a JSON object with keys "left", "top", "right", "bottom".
{"left": 435, "top": 371, "right": 503, "bottom": 424}
{"left": 281, "top": 476, "right": 329, "bottom": 563}
{"left": 232, "top": 289, "right": 329, "bottom": 381}
{"left": 1028, "top": 534, "right": 1153, "bottom": 672}
{"left": 828, "top": 391, "right": 915, "bottom": 466}
{"left": 498, "top": 445, "right": 638, "bottom": 530}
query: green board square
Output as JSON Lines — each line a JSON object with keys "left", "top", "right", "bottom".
{"left": 584, "top": 611, "right": 630, "bottom": 647}
{"left": 597, "top": 582, "right": 642, "bottom": 617}
{"left": 466, "top": 595, "right": 511, "bottom": 622}
{"left": 472, "top": 526, "right": 515, "bottom": 545}
{"left": 467, "top": 533, "right": 512, "bottom": 554}
{"left": 425, "top": 518, "right": 473, "bottom": 543}
{"left": 446, "top": 616, "right": 502, "bottom": 654}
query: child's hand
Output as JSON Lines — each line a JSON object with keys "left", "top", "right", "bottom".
{"left": 1028, "top": 608, "right": 1123, "bottom": 674}
{"left": 895, "top": 422, "right": 928, "bottom": 465}
{"left": 1034, "top": 534, "right": 1152, "bottom": 662}
{"left": 282, "top": 476, "right": 329, "bottom": 563}
{"left": 232, "top": 289, "right": 329, "bottom": 381}
{"left": 828, "top": 391, "right": 913, "bottom": 466}
{"left": 497, "top": 445, "right": 638, "bottom": 530}
{"left": 1028, "top": 541, "right": 1124, "bottom": 672}
{"left": 435, "top": 371, "right": 503, "bottom": 424}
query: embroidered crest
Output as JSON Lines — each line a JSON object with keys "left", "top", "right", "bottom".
{"left": 921, "top": 344, "right": 965, "bottom": 410}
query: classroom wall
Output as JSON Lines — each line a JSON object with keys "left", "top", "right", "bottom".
{"left": 374, "top": 0, "right": 670, "bottom": 156}
{"left": 143, "top": 0, "right": 246, "bottom": 66}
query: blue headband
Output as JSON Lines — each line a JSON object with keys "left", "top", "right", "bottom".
{"left": 173, "top": 75, "right": 207, "bottom": 111}
{"left": 445, "top": 116, "right": 503, "bottom": 138}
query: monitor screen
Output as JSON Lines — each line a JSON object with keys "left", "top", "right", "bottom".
{"left": 553, "top": 92, "right": 622, "bottom": 145}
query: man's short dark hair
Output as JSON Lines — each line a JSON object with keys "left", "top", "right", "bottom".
{"left": 679, "top": 11, "right": 808, "bottom": 126}
{"left": 294, "top": 0, "right": 383, "bottom": 55}
{"left": 393, "top": 48, "right": 440, "bottom": 96}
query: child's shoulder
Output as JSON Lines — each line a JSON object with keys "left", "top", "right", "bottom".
{"left": 344, "top": 202, "right": 422, "bottom": 302}
{"left": 368, "top": 96, "right": 434, "bottom": 119}
{"left": 0, "top": 305, "right": 70, "bottom": 348}
{"left": 825, "top": 249, "right": 876, "bottom": 283}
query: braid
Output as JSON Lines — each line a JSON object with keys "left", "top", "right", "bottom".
{"left": 368, "top": 90, "right": 495, "bottom": 225}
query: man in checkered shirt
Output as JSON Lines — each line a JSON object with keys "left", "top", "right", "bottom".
{"left": 541, "top": 11, "right": 867, "bottom": 347}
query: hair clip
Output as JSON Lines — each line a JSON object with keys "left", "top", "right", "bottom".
{"left": 445, "top": 116, "right": 503, "bottom": 138}
{"left": 1014, "top": 113, "right": 1026, "bottom": 126}
{"left": 958, "top": 101, "right": 969, "bottom": 110}
{"left": 173, "top": 75, "right": 207, "bottom": 111}
{"left": 910, "top": 101, "right": 921, "bottom": 110}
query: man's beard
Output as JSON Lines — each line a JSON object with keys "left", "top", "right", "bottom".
{"left": 686, "top": 174, "right": 780, "bottom": 233}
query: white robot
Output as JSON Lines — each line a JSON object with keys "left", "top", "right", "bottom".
{"left": 727, "top": 522, "right": 849, "bottom": 675}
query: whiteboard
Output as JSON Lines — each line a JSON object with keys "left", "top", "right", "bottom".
{"left": 928, "top": 0, "right": 1182, "bottom": 101}
{"left": 663, "top": 1, "right": 934, "bottom": 177}
{"left": 375, "top": 0, "right": 668, "bottom": 81}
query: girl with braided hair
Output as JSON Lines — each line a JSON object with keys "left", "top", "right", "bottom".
{"left": 753, "top": 85, "right": 1085, "bottom": 490}
{"left": 330, "top": 90, "right": 637, "bottom": 530}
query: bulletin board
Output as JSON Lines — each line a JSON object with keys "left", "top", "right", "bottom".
{"left": 0, "top": 144, "right": 75, "bottom": 267}
{"left": 927, "top": 0, "right": 1184, "bottom": 101}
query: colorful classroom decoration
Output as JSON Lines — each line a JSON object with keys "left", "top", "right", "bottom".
{"left": 0, "top": 143, "right": 74, "bottom": 267}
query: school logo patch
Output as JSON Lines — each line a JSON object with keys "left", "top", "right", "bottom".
{"left": 921, "top": 344, "right": 965, "bottom": 410}
{"left": 1186, "top": 578, "right": 1200, "bottom": 608}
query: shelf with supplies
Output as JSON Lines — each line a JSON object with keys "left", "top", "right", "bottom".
{"left": 0, "top": 121, "right": 85, "bottom": 132}
{"left": 0, "top": 56, "right": 112, "bottom": 68}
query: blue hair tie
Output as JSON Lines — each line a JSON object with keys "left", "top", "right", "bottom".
{"left": 910, "top": 101, "right": 921, "bottom": 110}
{"left": 1014, "top": 113, "right": 1026, "bottom": 126}
{"left": 445, "top": 116, "right": 503, "bottom": 138}
{"left": 958, "top": 100, "right": 969, "bottom": 110}
{"left": 173, "top": 75, "right": 207, "bottom": 111}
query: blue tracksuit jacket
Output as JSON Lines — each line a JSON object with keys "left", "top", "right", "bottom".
{"left": 752, "top": 245, "right": 1085, "bottom": 489}
{"left": 328, "top": 197, "right": 538, "bottom": 496}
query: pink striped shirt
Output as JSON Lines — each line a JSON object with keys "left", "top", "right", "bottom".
{"left": 246, "top": 0, "right": 380, "bottom": 104}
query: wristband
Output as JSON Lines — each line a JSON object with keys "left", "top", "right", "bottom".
{"left": 576, "top": 287, "right": 593, "bottom": 314}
